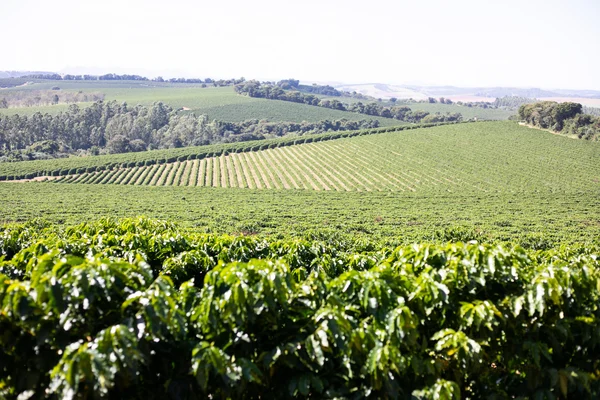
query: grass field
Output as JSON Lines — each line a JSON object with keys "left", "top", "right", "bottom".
{"left": 0, "top": 81, "right": 402, "bottom": 126}
{"left": 47, "top": 122, "right": 600, "bottom": 193}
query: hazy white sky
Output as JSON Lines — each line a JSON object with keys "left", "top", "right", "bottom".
{"left": 2, "top": 0, "right": 599, "bottom": 89}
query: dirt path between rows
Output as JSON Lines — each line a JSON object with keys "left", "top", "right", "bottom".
{"left": 518, "top": 122, "right": 578, "bottom": 139}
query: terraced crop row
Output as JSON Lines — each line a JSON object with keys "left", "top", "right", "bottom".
{"left": 50, "top": 122, "right": 600, "bottom": 193}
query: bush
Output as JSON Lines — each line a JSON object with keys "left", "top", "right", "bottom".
{"left": 0, "top": 219, "right": 599, "bottom": 399}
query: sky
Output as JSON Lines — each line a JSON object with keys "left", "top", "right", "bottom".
{"left": 1, "top": 0, "right": 599, "bottom": 90}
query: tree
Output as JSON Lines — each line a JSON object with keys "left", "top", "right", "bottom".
{"left": 552, "top": 102, "right": 582, "bottom": 130}
{"left": 106, "top": 135, "right": 130, "bottom": 154}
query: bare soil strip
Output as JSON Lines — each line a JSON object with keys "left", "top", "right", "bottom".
{"left": 235, "top": 154, "right": 255, "bottom": 189}
{"left": 279, "top": 146, "right": 325, "bottom": 190}
{"left": 164, "top": 162, "right": 179, "bottom": 186}
{"left": 171, "top": 162, "right": 185, "bottom": 186}
{"left": 156, "top": 163, "right": 172, "bottom": 186}
{"left": 220, "top": 156, "right": 229, "bottom": 188}
{"left": 136, "top": 165, "right": 154, "bottom": 185}
{"left": 119, "top": 168, "right": 138, "bottom": 185}
{"left": 314, "top": 144, "right": 369, "bottom": 191}
{"left": 127, "top": 167, "right": 145, "bottom": 185}
{"left": 100, "top": 169, "right": 120, "bottom": 184}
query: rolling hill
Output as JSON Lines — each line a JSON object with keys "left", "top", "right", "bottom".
{"left": 0, "top": 81, "right": 401, "bottom": 126}
{"left": 39, "top": 121, "right": 600, "bottom": 193}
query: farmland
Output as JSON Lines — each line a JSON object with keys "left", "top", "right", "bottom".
{"left": 1, "top": 183, "right": 598, "bottom": 246}
{"left": 1, "top": 217, "right": 600, "bottom": 399}
{"left": 1, "top": 121, "right": 599, "bottom": 247}
{"left": 403, "top": 102, "right": 514, "bottom": 120}
{"left": 1, "top": 82, "right": 401, "bottom": 126}
{"left": 2, "top": 107, "right": 600, "bottom": 400}
{"left": 42, "top": 121, "right": 600, "bottom": 194}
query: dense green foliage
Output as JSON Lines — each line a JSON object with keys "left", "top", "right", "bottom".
{"left": 0, "top": 100, "right": 382, "bottom": 161}
{"left": 235, "top": 81, "right": 463, "bottom": 124}
{"left": 0, "top": 217, "right": 599, "bottom": 399}
{"left": 1, "top": 183, "right": 598, "bottom": 247}
{"left": 518, "top": 101, "right": 600, "bottom": 140}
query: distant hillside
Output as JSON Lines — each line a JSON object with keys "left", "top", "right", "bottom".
{"left": 331, "top": 83, "right": 600, "bottom": 102}
{"left": 334, "top": 83, "right": 428, "bottom": 100}
{"left": 473, "top": 87, "right": 561, "bottom": 98}
{"left": 0, "top": 70, "right": 56, "bottom": 78}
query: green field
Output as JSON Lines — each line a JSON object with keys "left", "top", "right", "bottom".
{"left": 1, "top": 183, "right": 598, "bottom": 246}
{"left": 47, "top": 122, "right": 600, "bottom": 193}
{"left": 0, "top": 123, "right": 426, "bottom": 179}
{"left": 0, "top": 81, "right": 402, "bottom": 126}
{"left": 2, "top": 85, "right": 600, "bottom": 400}
{"left": 403, "top": 102, "right": 514, "bottom": 120}
{"left": 316, "top": 92, "right": 514, "bottom": 120}
{"left": 2, "top": 121, "right": 599, "bottom": 246}
{"left": 3, "top": 217, "right": 599, "bottom": 399}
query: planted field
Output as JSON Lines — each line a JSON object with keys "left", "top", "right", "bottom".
{"left": 0, "top": 123, "right": 424, "bottom": 180}
{"left": 48, "top": 122, "right": 600, "bottom": 194}
{"left": 403, "top": 102, "right": 514, "bottom": 120}
{"left": 0, "top": 83, "right": 401, "bottom": 126}
{"left": 316, "top": 93, "right": 514, "bottom": 120}
{"left": 1, "top": 218, "right": 599, "bottom": 398}
{"left": 1, "top": 180, "right": 599, "bottom": 247}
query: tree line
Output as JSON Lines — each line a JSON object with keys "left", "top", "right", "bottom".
{"left": 20, "top": 73, "right": 245, "bottom": 86}
{"left": 518, "top": 101, "right": 600, "bottom": 140}
{"left": 0, "top": 101, "right": 380, "bottom": 161}
{"left": 0, "top": 90, "right": 104, "bottom": 108}
{"left": 234, "top": 81, "right": 463, "bottom": 124}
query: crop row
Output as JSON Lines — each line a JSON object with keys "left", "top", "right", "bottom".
{"left": 48, "top": 121, "right": 600, "bottom": 193}
{"left": 0, "top": 121, "right": 466, "bottom": 181}
{"left": 1, "top": 217, "right": 599, "bottom": 399}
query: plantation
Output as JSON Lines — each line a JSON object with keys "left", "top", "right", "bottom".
{"left": 0, "top": 83, "right": 399, "bottom": 126}
{"left": 0, "top": 122, "right": 450, "bottom": 181}
{"left": 40, "top": 121, "right": 600, "bottom": 194}
{"left": 1, "top": 217, "right": 599, "bottom": 399}
{"left": 1, "top": 183, "right": 599, "bottom": 247}
{"left": 1, "top": 83, "right": 600, "bottom": 400}
{"left": 402, "top": 102, "right": 514, "bottom": 121}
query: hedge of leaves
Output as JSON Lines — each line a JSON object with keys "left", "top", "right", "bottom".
{"left": 0, "top": 218, "right": 599, "bottom": 399}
